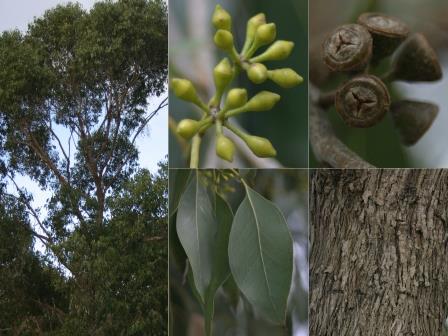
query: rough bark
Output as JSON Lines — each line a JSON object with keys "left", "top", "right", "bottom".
{"left": 310, "top": 169, "right": 448, "bottom": 336}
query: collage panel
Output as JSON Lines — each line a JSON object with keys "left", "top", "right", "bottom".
{"left": 169, "top": 169, "right": 308, "bottom": 335}
{"left": 169, "top": 1, "right": 308, "bottom": 169}
{"left": 310, "top": 169, "right": 448, "bottom": 335}
{"left": 3, "top": 0, "right": 448, "bottom": 335}
{"left": 310, "top": 0, "right": 448, "bottom": 168}
{"left": 0, "top": 0, "right": 168, "bottom": 334}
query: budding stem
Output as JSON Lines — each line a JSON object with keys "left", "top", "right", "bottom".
{"left": 318, "top": 91, "right": 336, "bottom": 110}
{"left": 225, "top": 105, "right": 248, "bottom": 118}
{"left": 190, "top": 134, "right": 202, "bottom": 168}
{"left": 229, "top": 47, "right": 242, "bottom": 66}
{"left": 216, "top": 119, "right": 224, "bottom": 135}
{"left": 244, "top": 43, "right": 259, "bottom": 59}
{"left": 224, "top": 122, "right": 248, "bottom": 140}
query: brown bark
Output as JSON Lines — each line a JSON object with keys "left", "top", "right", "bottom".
{"left": 310, "top": 169, "right": 448, "bottom": 335}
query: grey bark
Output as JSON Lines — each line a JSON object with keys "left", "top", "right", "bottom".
{"left": 310, "top": 169, "right": 448, "bottom": 336}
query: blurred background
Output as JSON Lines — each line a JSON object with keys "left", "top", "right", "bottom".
{"left": 169, "top": 0, "right": 308, "bottom": 168}
{"left": 310, "top": 0, "right": 448, "bottom": 168}
{"left": 170, "top": 169, "right": 309, "bottom": 336}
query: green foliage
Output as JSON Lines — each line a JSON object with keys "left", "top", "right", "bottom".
{"left": 0, "top": 0, "right": 167, "bottom": 333}
{"left": 171, "top": 170, "right": 293, "bottom": 335}
{"left": 59, "top": 167, "right": 168, "bottom": 334}
{"left": 228, "top": 185, "right": 292, "bottom": 324}
{"left": 0, "top": 191, "right": 68, "bottom": 334}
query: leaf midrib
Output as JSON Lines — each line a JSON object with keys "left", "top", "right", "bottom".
{"left": 246, "top": 189, "right": 279, "bottom": 317}
{"left": 194, "top": 171, "right": 203, "bottom": 297}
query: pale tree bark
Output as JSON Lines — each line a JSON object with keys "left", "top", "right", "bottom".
{"left": 310, "top": 169, "right": 448, "bottom": 336}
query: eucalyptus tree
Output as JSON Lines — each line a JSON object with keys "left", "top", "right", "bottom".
{"left": 0, "top": 0, "right": 167, "bottom": 333}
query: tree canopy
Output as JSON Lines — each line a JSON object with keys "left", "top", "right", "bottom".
{"left": 0, "top": 0, "right": 168, "bottom": 334}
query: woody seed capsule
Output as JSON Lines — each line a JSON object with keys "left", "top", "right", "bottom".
{"left": 357, "top": 12, "right": 409, "bottom": 61}
{"left": 323, "top": 24, "right": 372, "bottom": 72}
{"left": 391, "top": 33, "right": 442, "bottom": 82}
{"left": 335, "top": 74, "right": 390, "bottom": 128}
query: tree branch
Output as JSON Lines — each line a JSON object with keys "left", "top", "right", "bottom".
{"left": 309, "top": 85, "right": 375, "bottom": 169}
{"left": 104, "top": 96, "right": 167, "bottom": 189}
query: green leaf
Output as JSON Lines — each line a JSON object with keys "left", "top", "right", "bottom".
{"left": 204, "top": 194, "right": 233, "bottom": 336}
{"left": 169, "top": 169, "right": 191, "bottom": 215}
{"left": 228, "top": 185, "right": 293, "bottom": 324}
{"left": 176, "top": 171, "right": 215, "bottom": 301}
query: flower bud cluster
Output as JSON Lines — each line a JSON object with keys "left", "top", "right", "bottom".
{"left": 171, "top": 4, "right": 303, "bottom": 166}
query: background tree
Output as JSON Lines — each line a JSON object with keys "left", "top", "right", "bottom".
{"left": 0, "top": 187, "right": 68, "bottom": 334}
{"left": 310, "top": 169, "right": 448, "bottom": 335}
{"left": 0, "top": 0, "right": 168, "bottom": 334}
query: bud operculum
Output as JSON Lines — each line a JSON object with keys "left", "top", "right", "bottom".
{"left": 224, "top": 88, "right": 248, "bottom": 110}
{"left": 171, "top": 78, "right": 208, "bottom": 111}
{"left": 244, "top": 135, "right": 277, "bottom": 157}
{"left": 212, "top": 5, "right": 232, "bottom": 31}
{"left": 268, "top": 68, "right": 303, "bottom": 88}
{"left": 245, "top": 91, "right": 281, "bottom": 112}
{"left": 250, "top": 40, "right": 295, "bottom": 63}
{"left": 214, "top": 29, "right": 234, "bottom": 51}
{"left": 177, "top": 119, "right": 201, "bottom": 139}
{"left": 213, "top": 58, "right": 234, "bottom": 94}
{"left": 246, "top": 23, "right": 277, "bottom": 57}
{"left": 242, "top": 13, "right": 266, "bottom": 55}
{"left": 216, "top": 134, "right": 235, "bottom": 162}
{"left": 247, "top": 63, "right": 268, "bottom": 84}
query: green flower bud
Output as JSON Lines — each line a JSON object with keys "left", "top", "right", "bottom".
{"left": 171, "top": 78, "right": 201, "bottom": 104}
{"left": 214, "top": 58, "right": 233, "bottom": 92}
{"left": 247, "top": 63, "right": 268, "bottom": 84}
{"left": 251, "top": 40, "right": 295, "bottom": 63}
{"left": 245, "top": 91, "right": 281, "bottom": 111}
{"left": 212, "top": 5, "right": 232, "bottom": 31}
{"left": 214, "top": 29, "right": 234, "bottom": 51}
{"left": 245, "top": 13, "right": 266, "bottom": 46}
{"left": 244, "top": 135, "right": 277, "bottom": 157}
{"left": 268, "top": 68, "right": 303, "bottom": 88}
{"left": 216, "top": 134, "right": 235, "bottom": 162}
{"left": 176, "top": 119, "right": 200, "bottom": 139}
{"left": 225, "top": 88, "right": 248, "bottom": 109}
{"left": 254, "top": 23, "right": 277, "bottom": 47}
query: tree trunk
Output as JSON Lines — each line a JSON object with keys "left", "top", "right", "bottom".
{"left": 310, "top": 169, "right": 448, "bottom": 336}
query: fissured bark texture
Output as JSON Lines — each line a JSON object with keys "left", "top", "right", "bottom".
{"left": 310, "top": 169, "right": 448, "bottom": 335}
